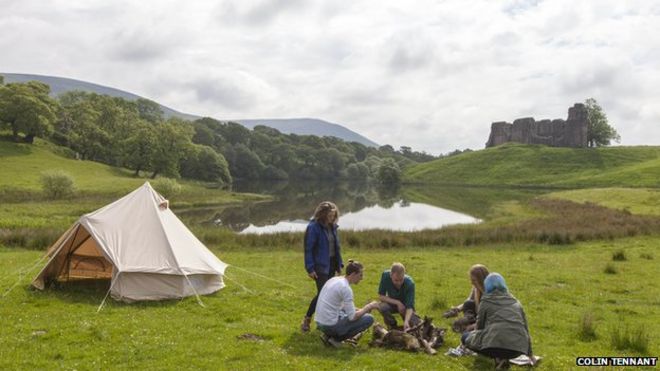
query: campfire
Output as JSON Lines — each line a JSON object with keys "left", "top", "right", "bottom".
{"left": 370, "top": 317, "right": 445, "bottom": 355}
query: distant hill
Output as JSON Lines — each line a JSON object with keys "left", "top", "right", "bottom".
{"left": 1, "top": 73, "right": 199, "bottom": 121}
{"left": 1, "top": 73, "right": 378, "bottom": 147}
{"left": 237, "top": 118, "right": 378, "bottom": 147}
{"left": 404, "top": 143, "right": 660, "bottom": 188}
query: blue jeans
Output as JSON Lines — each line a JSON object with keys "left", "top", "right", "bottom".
{"left": 318, "top": 314, "right": 374, "bottom": 341}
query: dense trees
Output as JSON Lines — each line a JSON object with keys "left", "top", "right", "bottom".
{"left": 585, "top": 98, "right": 621, "bottom": 147}
{"left": 0, "top": 81, "right": 58, "bottom": 142}
{"left": 0, "top": 79, "right": 435, "bottom": 185}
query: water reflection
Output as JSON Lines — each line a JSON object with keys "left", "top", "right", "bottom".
{"left": 240, "top": 200, "right": 479, "bottom": 234}
{"left": 178, "top": 181, "right": 488, "bottom": 234}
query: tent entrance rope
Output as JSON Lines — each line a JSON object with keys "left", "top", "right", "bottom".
{"left": 222, "top": 272, "right": 255, "bottom": 294}
{"left": 0, "top": 254, "right": 47, "bottom": 288}
{"left": 96, "top": 272, "right": 119, "bottom": 313}
{"left": 226, "top": 265, "right": 298, "bottom": 290}
{"left": 182, "top": 273, "right": 206, "bottom": 308}
{"left": 1, "top": 253, "right": 50, "bottom": 298}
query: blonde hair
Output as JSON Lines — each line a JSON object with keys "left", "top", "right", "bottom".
{"left": 312, "top": 201, "right": 339, "bottom": 224}
{"left": 469, "top": 264, "right": 490, "bottom": 305}
{"left": 391, "top": 262, "right": 406, "bottom": 276}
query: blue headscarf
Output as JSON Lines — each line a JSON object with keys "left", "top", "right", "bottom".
{"left": 484, "top": 273, "right": 508, "bottom": 294}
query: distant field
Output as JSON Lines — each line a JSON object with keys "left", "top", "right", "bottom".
{"left": 405, "top": 143, "right": 660, "bottom": 188}
{"left": 543, "top": 188, "right": 660, "bottom": 216}
{"left": 0, "top": 238, "right": 657, "bottom": 370}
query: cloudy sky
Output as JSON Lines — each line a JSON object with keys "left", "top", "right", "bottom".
{"left": 2, "top": 0, "right": 659, "bottom": 154}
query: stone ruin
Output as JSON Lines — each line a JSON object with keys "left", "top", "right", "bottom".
{"left": 485, "top": 103, "right": 588, "bottom": 148}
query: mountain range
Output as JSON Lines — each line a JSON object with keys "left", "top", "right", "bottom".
{"left": 1, "top": 73, "right": 378, "bottom": 147}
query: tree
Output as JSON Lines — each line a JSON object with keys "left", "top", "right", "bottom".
{"left": 346, "top": 162, "right": 369, "bottom": 180}
{"left": 230, "top": 143, "right": 265, "bottom": 180}
{"left": 122, "top": 121, "right": 157, "bottom": 176}
{"left": 180, "top": 144, "right": 232, "bottom": 184}
{"left": 150, "top": 119, "right": 194, "bottom": 179}
{"left": 376, "top": 158, "right": 401, "bottom": 184}
{"left": 585, "top": 98, "right": 621, "bottom": 147}
{"left": 0, "top": 81, "right": 58, "bottom": 143}
{"left": 136, "top": 98, "right": 164, "bottom": 123}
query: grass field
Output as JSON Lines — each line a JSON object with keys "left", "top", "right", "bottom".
{"left": 0, "top": 237, "right": 657, "bottom": 370}
{"left": 404, "top": 143, "right": 660, "bottom": 188}
{"left": 1, "top": 137, "right": 659, "bottom": 369}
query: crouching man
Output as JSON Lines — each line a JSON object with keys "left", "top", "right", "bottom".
{"left": 315, "top": 260, "right": 379, "bottom": 347}
{"left": 377, "top": 262, "right": 421, "bottom": 331}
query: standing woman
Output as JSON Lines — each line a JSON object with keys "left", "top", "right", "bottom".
{"left": 301, "top": 201, "right": 343, "bottom": 333}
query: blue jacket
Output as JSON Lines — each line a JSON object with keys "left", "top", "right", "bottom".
{"left": 304, "top": 220, "right": 343, "bottom": 275}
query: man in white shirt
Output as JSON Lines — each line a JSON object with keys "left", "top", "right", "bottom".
{"left": 315, "top": 260, "right": 379, "bottom": 347}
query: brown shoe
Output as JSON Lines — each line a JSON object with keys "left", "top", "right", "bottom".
{"left": 301, "top": 316, "right": 312, "bottom": 333}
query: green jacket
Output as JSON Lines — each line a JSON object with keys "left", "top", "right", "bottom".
{"left": 465, "top": 291, "right": 532, "bottom": 355}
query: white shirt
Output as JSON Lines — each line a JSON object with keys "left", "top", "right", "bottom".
{"left": 315, "top": 276, "right": 356, "bottom": 326}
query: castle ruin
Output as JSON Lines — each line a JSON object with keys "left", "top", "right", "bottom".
{"left": 485, "top": 103, "right": 588, "bottom": 148}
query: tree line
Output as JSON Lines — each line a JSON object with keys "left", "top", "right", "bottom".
{"left": 0, "top": 77, "right": 438, "bottom": 184}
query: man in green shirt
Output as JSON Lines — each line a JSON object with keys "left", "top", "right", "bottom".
{"left": 377, "top": 262, "right": 421, "bottom": 331}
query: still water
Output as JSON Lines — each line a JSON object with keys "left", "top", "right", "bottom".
{"left": 179, "top": 181, "right": 491, "bottom": 234}
{"left": 240, "top": 200, "right": 479, "bottom": 234}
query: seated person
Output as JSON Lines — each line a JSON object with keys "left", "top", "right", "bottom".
{"left": 462, "top": 273, "right": 535, "bottom": 369}
{"left": 315, "top": 260, "right": 379, "bottom": 347}
{"left": 377, "top": 262, "right": 421, "bottom": 331}
{"left": 444, "top": 264, "right": 490, "bottom": 332}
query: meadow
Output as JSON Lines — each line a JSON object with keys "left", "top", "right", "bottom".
{"left": 1, "top": 237, "right": 657, "bottom": 370}
{"left": 1, "top": 138, "right": 659, "bottom": 369}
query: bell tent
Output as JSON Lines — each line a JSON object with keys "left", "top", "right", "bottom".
{"left": 31, "top": 182, "right": 227, "bottom": 302}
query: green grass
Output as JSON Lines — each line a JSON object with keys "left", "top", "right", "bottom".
{"left": 542, "top": 188, "right": 660, "bottom": 216}
{"left": 1, "top": 237, "right": 658, "bottom": 369}
{"left": 405, "top": 143, "right": 660, "bottom": 188}
{"left": 0, "top": 138, "right": 266, "bottom": 203}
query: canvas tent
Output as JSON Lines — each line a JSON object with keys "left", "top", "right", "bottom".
{"left": 32, "top": 182, "right": 227, "bottom": 302}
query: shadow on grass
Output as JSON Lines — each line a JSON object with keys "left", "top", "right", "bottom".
{"left": 281, "top": 331, "right": 361, "bottom": 361}
{"left": 30, "top": 279, "right": 184, "bottom": 309}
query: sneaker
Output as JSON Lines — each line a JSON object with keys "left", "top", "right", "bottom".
{"left": 443, "top": 307, "right": 459, "bottom": 318}
{"left": 319, "top": 333, "right": 342, "bottom": 348}
{"left": 301, "top": 316, "right": 311, "bottom": 333}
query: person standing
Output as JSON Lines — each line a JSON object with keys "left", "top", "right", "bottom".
{"left": 315, "top": 260, "right": 379, "bottom": 347}
{"left": 301, "top": 201, "right": 343, "bottom": 332}
{"left": 377, "top": 262, "right": 421, "bottom": 331}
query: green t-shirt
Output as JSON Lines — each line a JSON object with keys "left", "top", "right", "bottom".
{"left": 378, "top": 270, "right": 415, "bottom": 309}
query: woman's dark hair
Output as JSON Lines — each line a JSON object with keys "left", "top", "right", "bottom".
{"left": 345, "top": 259, "right": 363, "bottom": 276}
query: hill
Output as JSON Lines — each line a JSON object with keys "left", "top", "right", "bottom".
{"left": 1, "top": 73, "right": 378, "bottom": 147}
{"left": 404, "top": 143, "right": 660, "bottom": 188}
{"left": 237, "top": 118, "right": 378, "bottom": 147}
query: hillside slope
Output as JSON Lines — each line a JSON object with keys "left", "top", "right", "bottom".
{"left": 237, "top": 118, "right": 378, "bottom": 147}
{"left": 1, "top": 73, "right": 378, "bottom": 147}
{"left": 0, "top": 139, "right": 146, "bottom": 192}
{"left": 404, "top": 143, "right": 660, "bottom": 188}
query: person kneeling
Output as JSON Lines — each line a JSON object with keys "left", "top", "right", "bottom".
{"left": 377, "top": 262, "right": 421, "bottom": 332}
{"left": 315, "top": 260, "right": 379, "bottom": 348}
{"left": 462, "top": 273, "right": 535, "bottom": 369}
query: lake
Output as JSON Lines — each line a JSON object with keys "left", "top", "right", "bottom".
{"left": 178, "top": 181, "right": 545, "bottom": 234}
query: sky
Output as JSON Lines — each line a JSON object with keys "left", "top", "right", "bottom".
{"left": 1, "top": 0, "right": 659, "bottom": 155}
